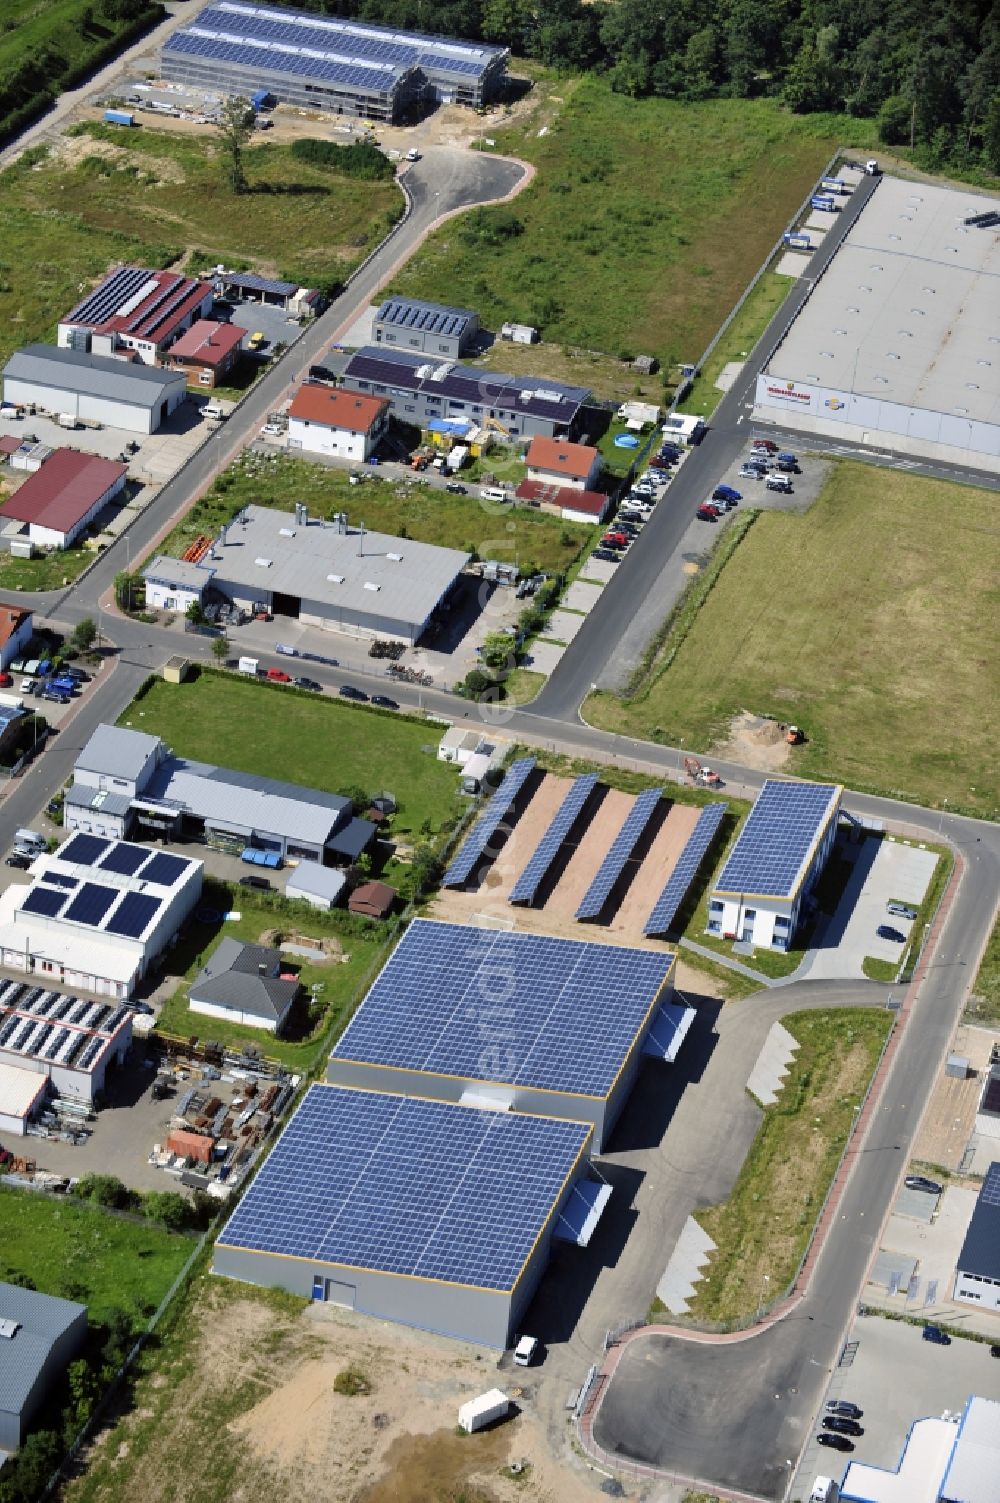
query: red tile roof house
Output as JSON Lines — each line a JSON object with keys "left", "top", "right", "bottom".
{"left": 57, "top": 266, "right": 214, "bottom": 366}
{"left": 287, "top": 384, "right": 391, "bottom": 462}
{"left": 0, "top": 603, "right": 33, "bottom": 672}
{"left": 515, "top": 479, "right": 611, "bottom": 525}
{"left": 524, "top": 435, "right": 602, "bottom": 491}
{"left": 2, "top": 449, "right": 127, "bottom": 551}
{"left": 167, "top": 319, "right": 247, "bottom": 388}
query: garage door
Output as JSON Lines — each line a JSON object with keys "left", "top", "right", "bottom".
{"left": 312, "top": 1276, "right": 356, "bottom": 1308}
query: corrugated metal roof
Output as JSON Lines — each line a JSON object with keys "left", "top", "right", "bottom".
{"left": 0, "top": 1282, "right": 86, "bottom": 1419}
{"left": 64, "top": 784, "right": 133, "bottom": 817}
{"left": 3, "top": 448, "right": 127, "bottom": 535}
{"left": 142, "top": 553, "right": 214, "bottom": 591}
{"left": 143, "top": 753, "right": 351, "bottom": 846}
{"left": 286, "top": 863, "right": 348, "bottom": 903}
{"left": 3, "top": 345, "right": 186, "bottom": 409}
{"left": 76, "top": 724, "right": 161, "bottom": 783}
{"left": 941, "top": 1397, "right": 1000, "bottom": 1503}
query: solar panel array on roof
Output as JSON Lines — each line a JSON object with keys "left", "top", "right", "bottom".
{"left": 139, "top": 852, "right": 189, "bottom": 887}
{"left": 217, "top": 1083, "right": 590, "bottom": 1290}
{"left": 166, "top": 32, "right": 401, "bottom": 92}
{"left": 576, "top": 787, "right": 663, "bottom": 921}
{"left": 98, "top": 842, "right": 150, "bottom": 877}
{"left": 46, "top": 872, "right": 78, "bottom": 890}
{"left": 61, "top": 833, "right": 111, "bottom": 866}
{"left": 62, "top": 883, "right": 117, "bottom": 927}
{"left": 105, "top": 893, "right": 160, "bottom": 939}
{"left": 21, "top": 887, "right": 69, "bottom": 919}
{"left": 644, "top": 802, "right": 728, "bottom": 937}
{"left": 221, "top": 271, "right": 297, "bottom": 297}
{"left": 377, "top": 299, "right": 472, "bottom": 337}
{"left": 66, "top": 266, "right": 151, "bottom": 327}
{"left": 343, "top": 348, "right": 589, "bottom": 422}
{"left": 982, "top": 1071, "right": 1000, "bottom": 1116}
{"left": 714, "top": 781, "right": 840, "bottom": 898}
{"left": 509, "top": 774, "right": 598, "bottom": 905}
{"left": 442, "top": 757, "right": 536, "bottom": 887}
{"left": 332, "top": 920, "right": 673, "bottom": 1097}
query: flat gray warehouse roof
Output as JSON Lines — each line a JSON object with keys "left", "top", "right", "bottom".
{"left": 192, "top": 504, "right": 470, "bottom": 624}
{"left": 3, "top": 344, "right": 186, "bottom": 409}
{"left": 766, "top": 177, "right": 1000, "bottom": 424}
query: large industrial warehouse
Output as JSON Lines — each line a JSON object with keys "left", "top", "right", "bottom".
{"left": 327, "top": 919, "right": 685, "bottom": 1151}
{"left": 755, "top": 176, "right": 1000, "bottom": 471}
{"left": 162, "top": 2, "right": 509, "bottom": 122}
{"left": 213, "top": 1082, "right": 607, "bottom": 1348}
{"left": 142, "top": 504, "right": 470, "bottom": 643}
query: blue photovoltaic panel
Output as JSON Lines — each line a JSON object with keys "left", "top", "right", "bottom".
{"left": 715, "top": 780, "right": 840, "bottom": 898}
{"left": 575, "top": 786, "right": 663, "bottom": 921}
{"left": 644, "top": 802, "right": 727, "bottom": 937}
{"left": 332, "top": 919, "right": 673, "bottom": 1098}
{"left": 442, "top": 757, "right": 536, "bottom": 887}
{"left": 46, "top": 872, "right": 78, "bottom": 890}
{"left": 105, "top": 893, "right": 160, "bottom": 939}
{"left": 60, "top": 833, "right": 111, "bottom": 866}
{"left": 63, "top": 883, "right": 117, "bottom": 927}
{"left": 217, "top": 1083, "right": 590, "bottom": 1291}
{"left": 509, "top": 773, "right": 598, "bottom": 906}
{"left": 98, "top": 842, "right": 150, "bottom": 877}
{"left": 21, "top": 887, "right": 68, "bottom": 919}
{"left": 138, "top": 853, "right": 189, "bottom": 887}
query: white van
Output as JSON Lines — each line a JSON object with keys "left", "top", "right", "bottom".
{"left": 203, "top": 402, "right": 227, "bottom": 421}
{"left": 480, "top": 486, "right": 510, "bottom": 504}
{"left": 14, "top": 828, "right": 45, "bottom": 854}
{"left": 512, "top": 1335, "right": 538, "bottom": 1366}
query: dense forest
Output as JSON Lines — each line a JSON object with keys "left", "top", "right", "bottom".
{"left": 297, "top": 0, "right": 1000, "bottom": 176}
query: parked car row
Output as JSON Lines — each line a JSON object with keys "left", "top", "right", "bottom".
{"left": 817, "top": 1397, "right": 865, "bottom": 1451}
{"left": 594, "top": 442, "right": 686, "bottom": 563}
{"left": 258, "top": 666, "right": 400, "bottom": 709}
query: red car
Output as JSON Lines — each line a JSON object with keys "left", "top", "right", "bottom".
{"left": 265, "top": 667, "right": 292, "bottom": 682}
{"left": 603, "top": 530, "right": 629, "bottom": 546}
{"left": 751, "top": 438, "right": 778, "bottom": 453}
{"left": 696, "top": 505, "right": 720, "bottom": 521}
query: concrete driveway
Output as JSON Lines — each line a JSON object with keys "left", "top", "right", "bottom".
{"left": 802, "top": 836, "right": 938, "bottom": 981}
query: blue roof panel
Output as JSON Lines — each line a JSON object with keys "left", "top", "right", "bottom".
{"left": 217, "top": 1083, "right": 590, "bottom": 1291}
{"left": 644, "top": 802, "right": 727, "bottom": 937}
{"left": 714, "top": 780, "right": 840, "bottom": 898}
{"left": 509, "top": 773, "right": 598, "bottom": 905}
{"left": 576, "top": 786, "right": 663, "bottom": 921}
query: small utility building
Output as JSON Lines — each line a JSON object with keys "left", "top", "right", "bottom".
{"left": 2, "top": 345, "right": 187, "bottom": 435}
{"left": 0, "top": 1283, "right": 87, "bottom": 1451}
{"left": 213, "top": 1082, "right": 604, "bottom": 1348}
{"left": 707, "top": 779, "right": 841, "bottom": 950}
{"left": 328, "top": 919, "right": 681, "bottom": 1151}
{"left": 189, "top": 938, "right": 299, "bottom": 1035}
{"left": 954, "top": 1161, "right": 1000, "bottom": 1313}
{"left": 286, "top": 384, "right": 389, "bottom": 462}
{"left": 1, "top": 449, "right": 127, "bottom": 550}
{"left": 285, "top": 863, "right": 347, "bottom": 911}
{"left": 374, "top": 297, "right": 479, "bottom": 359}
{"left": 141, "top": 504, "right": 469, "bottom": 645}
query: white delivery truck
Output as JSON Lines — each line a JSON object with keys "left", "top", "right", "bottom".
{"left": 457, "top": 1389, "right": 510, "bottom": 1434}
{"left": 237, "top": 656, "right": 259, "bottom": 676}
{"left": 810, "top": 1479, "right": 836, "bottom": 1502}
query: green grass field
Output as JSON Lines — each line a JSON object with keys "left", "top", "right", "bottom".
{"left": 971, "top": 913, "right": 1000, "bottom": 1023}
{"left": 683, "top": 1008, "right": 891, "bottom": 1323}
{"left": 155, "top": 883, "right": 389, "bottom": 1066}
{"left": 393, "top": 76, "right": 868, "bottom": 365}
{"left": 157, "top": 452, "right": 593, "bottom": 576}
{"left": 0, "top": 1186, "right": 192, "bottom": 1322}
{"left": 0, "top": 0, "right": 161, "bottom": 142}
{"left": 0, "top": 123, "right": 401, "bottom": 365}
{"left": 121, "top": 671, "right": 462, "bottom": 839}
{"left": 0, "top": 532, "right": 96, "bottom": 590}
{"left": 588, "top": 463, "right": 1000, "bottom": 819}
{"left": 677, "top": 272, "right": 792, "bottom": 417}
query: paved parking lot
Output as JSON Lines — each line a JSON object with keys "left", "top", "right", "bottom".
{"left": 712, "top": 442, "right": 832, "bottom": 514}
{"left": 0, "top": 400, "right": 210, "bottom": 487}
{"left": 802, "top": 835, "right": 938, "bottom": 981}
{"left": 792, "top": 1314, "right": 1000, "bottom": 1498}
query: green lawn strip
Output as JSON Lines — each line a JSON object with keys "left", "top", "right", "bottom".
{"left": 969, "top": 912, "right": 1000, "bottom": 1023}
{"left": 683, "top": 1008, "right": 892, "bottom": 1324}
{"left": 678, "top": 272, "right": 793, "bottom": 418}
{"left": 392, "top": 77, "right": 864, "bottom": 366}
{"left": 0, "top": 1186, "right": 192, "bottom": 1323}
{"left": 675, "top": 947, "right": 760, "bottom": 1002}
{"left": 586, "top": 462, "right": 1000, "bottom": 819}
{"left": 64, "top": 1277, "right": 314, "bottom": 1503}
{"left": 155, "top": 453, "right": 591, "bottom": 576}
{"left": 863, "top": 956, "right": 898, "bottom": 982}
{"left": 0, "top": 123, "right": 401, "bottom": 364}
{"left": 896, "top": 846, "right": 952, "bottom": 980}
{"left": 0, "top": 538, "right": 95, "bottom": 591}
{"left": 120, "top": 671, "right": 462, "bottom": 840}
{"left": 155, "top": 884, "right": 390, "bottom": 1068}
{"left": 501, "top": 668, "right": 546, "bottom": 705}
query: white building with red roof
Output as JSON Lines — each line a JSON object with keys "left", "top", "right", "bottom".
{"left": 525, "top": 435, "right": 602, "bottom": 492}
{"left": 58, "top": 266, "right": 214, "bottom": 365}
{"left": 2, "top": 449, "right": 127, "bottom": 550}
{"left": 0, "top": 604, "right": 33, "bottom": 671}
{"left": 167, "top": 319, "right": 247, "bottom": 388}
{"left": 287, "top": 383, "right": 390, "bottom": 462}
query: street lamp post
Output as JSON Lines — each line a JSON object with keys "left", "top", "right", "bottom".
{"left": 756, "top": 1272, "right": 770, "bottom": 1323}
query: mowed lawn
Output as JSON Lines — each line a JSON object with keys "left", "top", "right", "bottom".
{"left": 159, "top": 453, "right": 592, "bottom": 575}
{"left": 120, "top": 673, "right": 462, "bottom": 838}
{"left": 588, "top": 463, "right": 1000, "bottom": 818}
{"left": 0, "top": 1188, "right": 192, "bottom": 1323}
{"left": 393, "top": 76, "right": 861, "bottom": 364}
{"left": 0, "top": 123, "right": 401, "bottom": 364}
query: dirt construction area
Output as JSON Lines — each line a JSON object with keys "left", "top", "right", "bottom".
{"left": 432, "top": 773, "right": 699, "bottom": 950}
{"left": 912, "top": 1021, "right": 1000, "bottom": 1172}
{"left": 71, "top": 1278, "right": 610, "bottom": 1503}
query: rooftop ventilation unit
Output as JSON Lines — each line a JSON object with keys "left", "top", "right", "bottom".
{"left": 0, "top": 1320, "right": 21, "bottom": 1340}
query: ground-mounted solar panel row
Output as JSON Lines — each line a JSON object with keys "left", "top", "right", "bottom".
{"left": 575, "top": 786, "right": 664, "bottom": 921}
{"left": 509, "top": 773, "right": 598, "bottom": 905}
{"left": 644, "top": 801, "right": 728, "bottom": 937}
{"left": 442, "top": 757, "right": 536, "bottom": 887}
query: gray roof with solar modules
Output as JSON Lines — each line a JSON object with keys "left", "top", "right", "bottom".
{"left": 956, "top": 1161, "right": 1000, "bottom": 1281}
{"left": 375, "top": 297, "right": 477, "bottom": 339}
{"left": 330, "top": 919, "right": 674, "bottom": 1100}
{"left": 216, "top": 1082, "right": 591, "bottom": 1290}
{"left": 713, "top": 780, "right": 841, "bottom": 900}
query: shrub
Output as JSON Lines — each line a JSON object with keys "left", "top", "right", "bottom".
{"left": 333, "top": 1365, "right": 371, "bottom": 1396}
{"left": 290, "top": 137, "right": 394, "bottom": 180}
